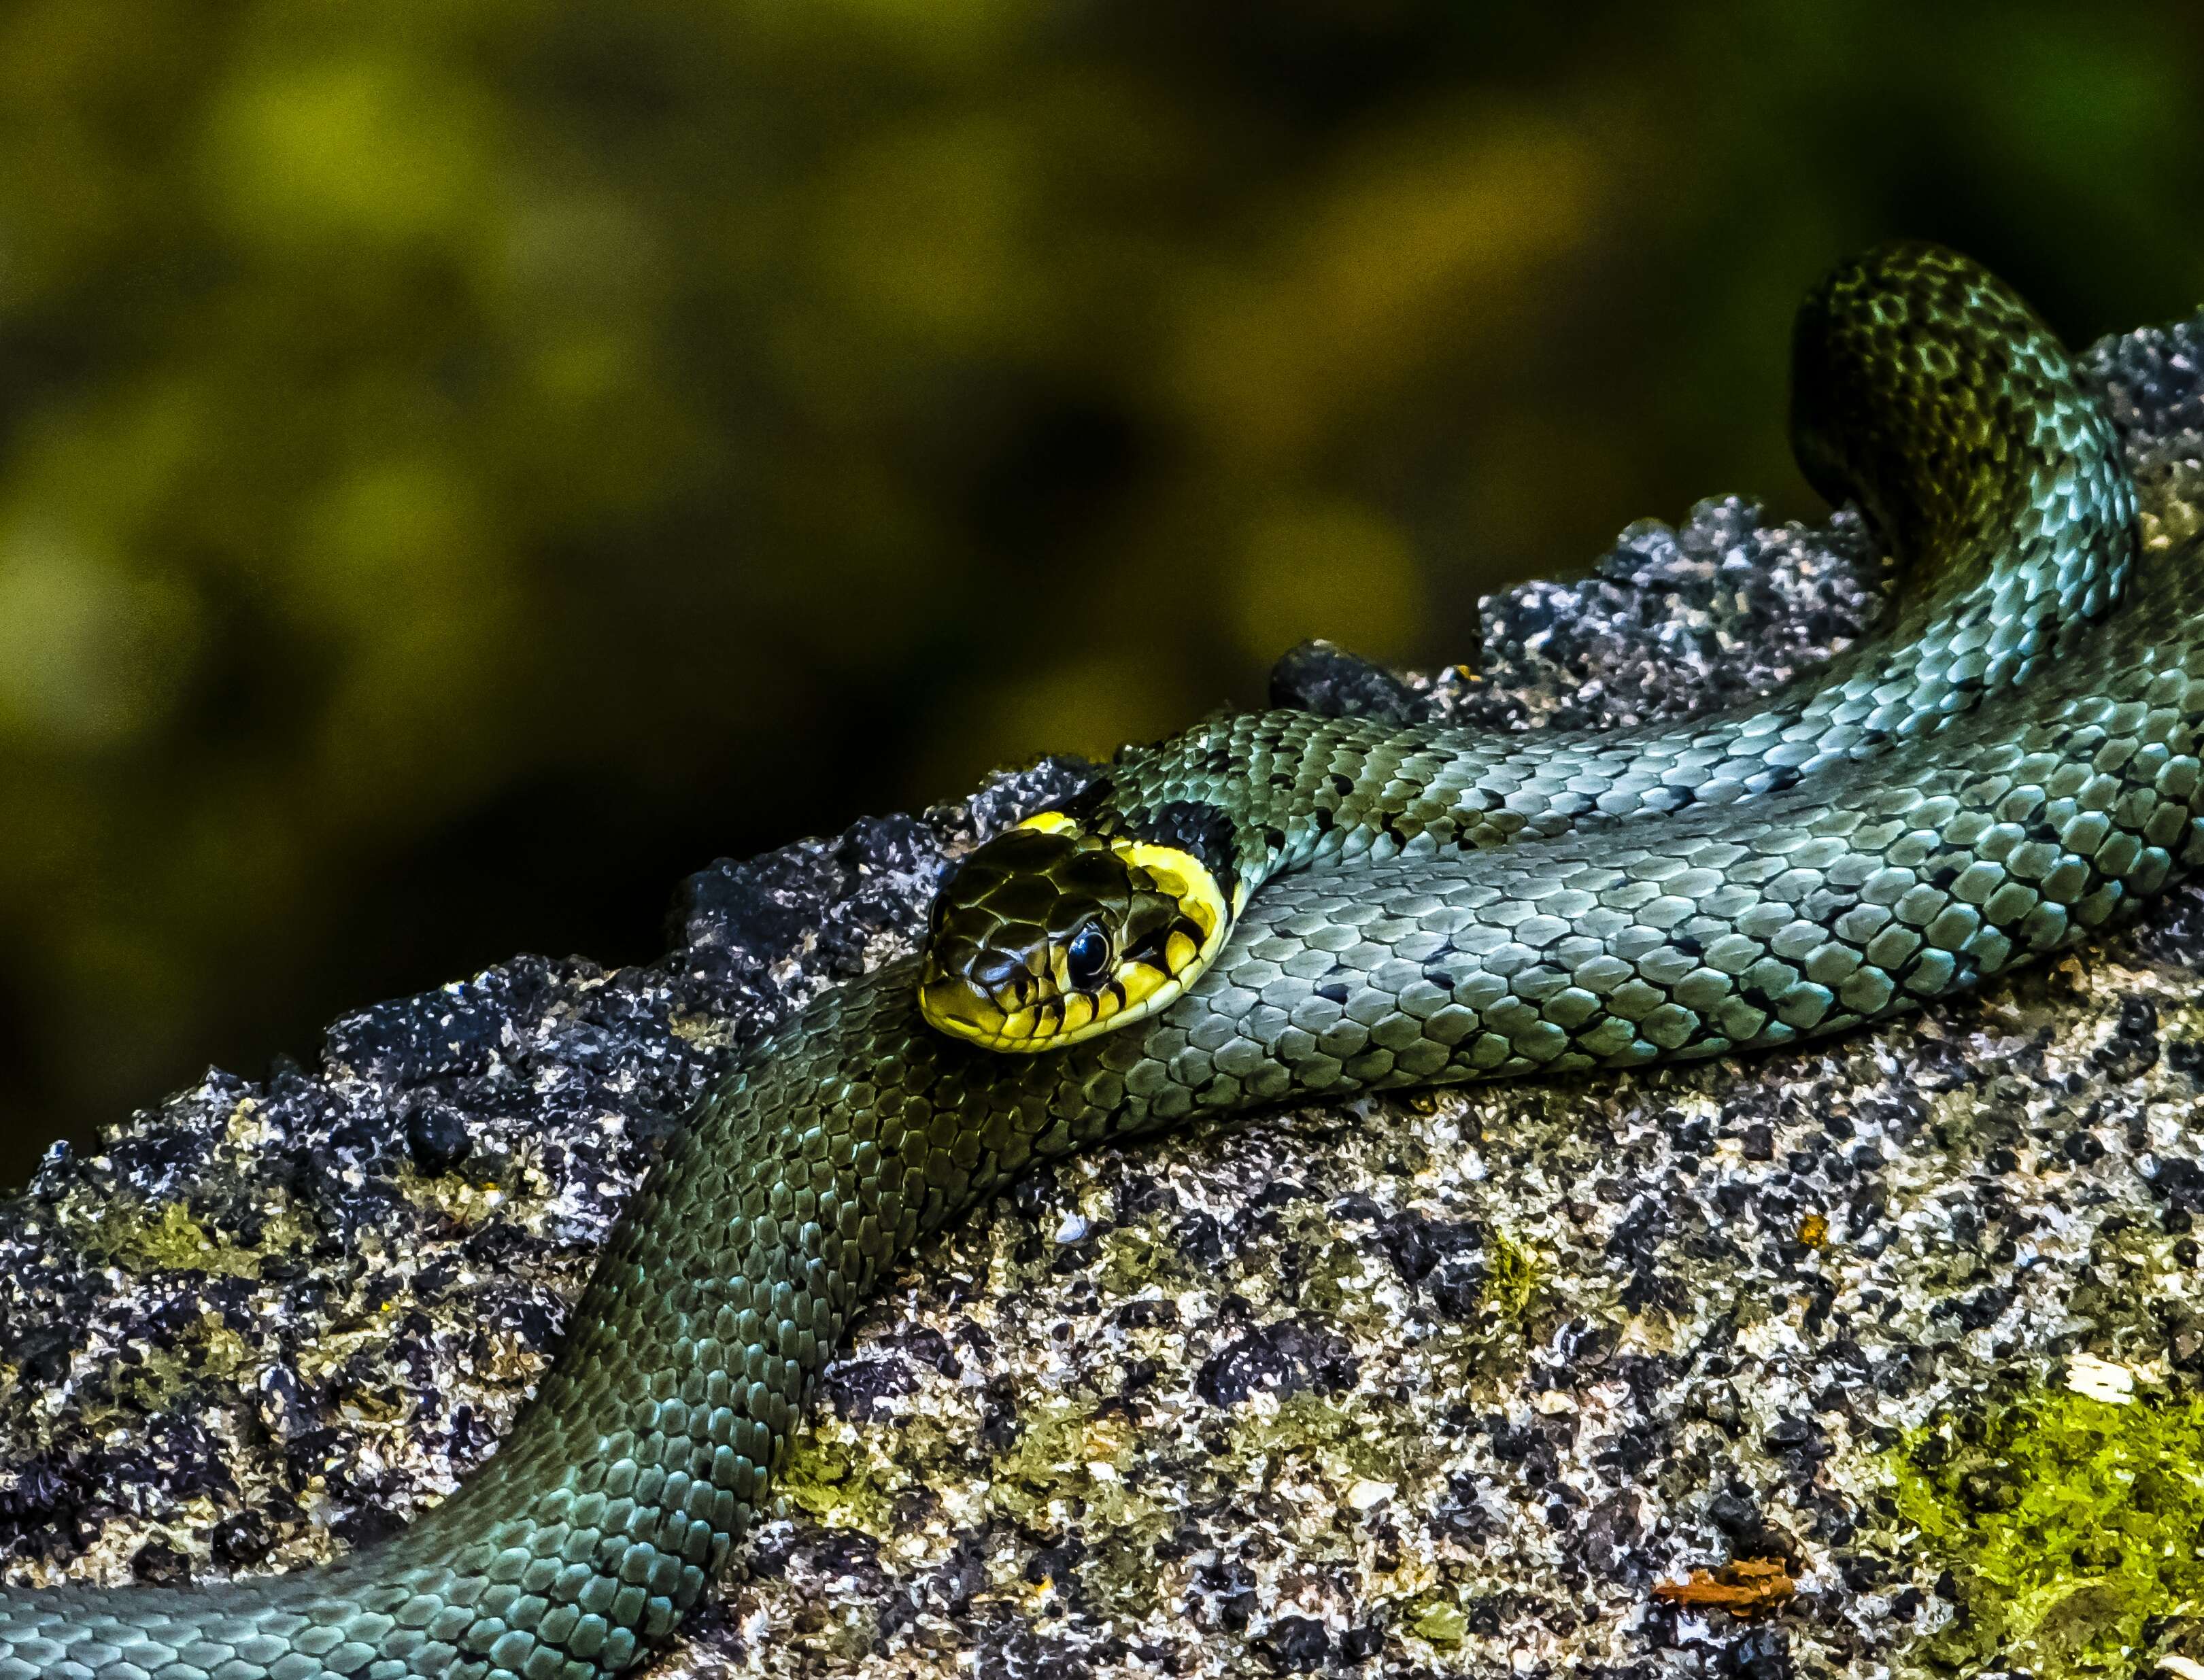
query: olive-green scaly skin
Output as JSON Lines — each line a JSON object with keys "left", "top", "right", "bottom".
{"left": 0, "top": 243, "right": 2183, "bottom": 1679}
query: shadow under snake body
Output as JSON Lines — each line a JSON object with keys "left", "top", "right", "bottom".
{"left": 2, "top": 244, "right": 2194, "bottom": 1679}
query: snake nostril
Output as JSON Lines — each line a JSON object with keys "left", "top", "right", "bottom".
{"left": 9, "top": 245, "right": 2157, "bottom": 1675}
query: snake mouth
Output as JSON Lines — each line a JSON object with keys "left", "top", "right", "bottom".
{"left": 918, "top": 976, "right": 1045, "bottom": 1052}
{"left": 917, "top": 817, "right": 1237, "bottom": 1052}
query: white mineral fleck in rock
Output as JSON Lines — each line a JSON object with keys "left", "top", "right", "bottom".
{"left": 2065, "top": 1351, "right": 2137, "bottom": 1404}
{"left": 1345, "top": 1478, "right": 1393, "bottom": 1511}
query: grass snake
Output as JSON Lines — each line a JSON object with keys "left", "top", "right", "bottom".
{"left": 1, "top": 244, "right": 2191, "bottom": 1679}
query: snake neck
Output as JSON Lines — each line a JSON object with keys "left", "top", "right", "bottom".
{"left": 1070, "top": 244, "right": 2136, "bottom": 909}
{"left": 1, "top": 245, "right": 2186, "bottom": 1680}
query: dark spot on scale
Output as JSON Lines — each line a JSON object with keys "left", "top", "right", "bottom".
{"left": 1672, "top": 933, "right": 1703, "bottom": 958}
{"left": 1330, "top": 774, "right": 1354, "bottom": 798}
{"left": 1315, "top": 982, "right": 1350, "bottom": 1004}
{"left": 1423, "top": 967, "right": 1456, "bottom": 989}
{"left": 1759, "top": 765, "right": 1803, "bottom": 794}
{"left": 1929, "top": 865, "right": 1960, "bottom": 890}
{"left": 1138, "top": 800, "right": 1242, "bottom": 894}
{"left": 1050, "top": 777, "right": 1115, "bottom": 825}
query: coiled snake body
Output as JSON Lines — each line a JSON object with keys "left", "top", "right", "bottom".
{"left": 2, "top": 245, "right": 2192, "bottom": 1679}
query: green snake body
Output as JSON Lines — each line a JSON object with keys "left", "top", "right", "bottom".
{"left": 1053, "top": 250, "right": 2133, "bottom": 900}
{"left": 0, "top": 245, "right": 2190, "bottom": 1679}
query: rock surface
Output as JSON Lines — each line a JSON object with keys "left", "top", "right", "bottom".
{"left": 1, "top": 317, "right": 2202, "bottom": 1679}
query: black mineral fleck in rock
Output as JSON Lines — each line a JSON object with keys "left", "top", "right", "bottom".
{"left": 2148, "top": 1154, "right": 2204, "bottom": 1211}
{"left": 1268, "top": 639, "right": 1427, "bottom": 723}
{"left": 210, "top": 1510, "right": 274, "bottom": 1569}
{"left": 1258, "top": 1615, "right": 1330, "bottom": 1673}
{"left": 820, "top": 1355, "right": 918, "bottom": 1422}
{"left": 404, "top": 1097, "right": 473, "bottom": 1175}
{"left": 4, "top": 1322, "right": 75, "bottom": 1388}
{"left": 4, "top": 313, "right": 2203, "bottom": 1680}
{"left": 129, "top": 1541, "right": 190, "bottom": 1585}
{"left": 1719, "top": 1625, "right": 1795, "bottom": 1680}
{"left": 1196, "top": 1318, "right": 1359, "bottom": 1407}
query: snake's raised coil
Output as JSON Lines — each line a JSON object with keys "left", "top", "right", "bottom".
{"left": 3, "top": 243, "right": 2194, "bottom": 1680}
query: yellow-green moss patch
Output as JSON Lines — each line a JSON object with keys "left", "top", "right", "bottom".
{"left": 776, "top": 1427, "right": 906, "bottom": 1537}
{"left": 87, "top": 1200, "right": 303, "bottom": 1278}
{"left": 1483, "top": 1229, "right": 1541, "bottom": 1323}
{"left": 1226, "top": 1390, "right": 1412, "bottom": 1495}
{"left": 1888, "top": 1382, "right": 2204, "bottom": 1677}
{"left": 1404, "top": 1590, "right": 1468, "bottom": 1647}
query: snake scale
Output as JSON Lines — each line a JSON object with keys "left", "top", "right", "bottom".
{"left": 1, "top": 243, "right": 2193, "bottom": 1679}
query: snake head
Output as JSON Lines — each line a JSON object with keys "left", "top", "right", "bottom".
{"left": 918, "top": 813, "right": 1231, "bottom": 1052}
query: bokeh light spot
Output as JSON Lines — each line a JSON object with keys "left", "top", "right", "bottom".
{"left": 923, "top": 651, "right": 1191, "bottom": 801}
{"left": 1174, "top": 114, "right": 1603, "bottom": 464}
{"left": 203, "top": 55, "right": 493, "bottom": 252}
{"left": 812, "top": 118, "right": 1040, "bottom": 352}
{"left": 0, "top": 524, "right": 199, "bottom": 747}
{"left": 1230, "top": 497, "right": 1425, "bottom": 664}
{"left": 294, "top": 458, "right": 521, "bottom": 815}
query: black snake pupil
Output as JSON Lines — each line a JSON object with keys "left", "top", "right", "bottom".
{"left": 1067, "top": 925, "right": 1110, "bottom": 987}
{"left": 22, "top": 243, "right": 2167, "bottom": 1680}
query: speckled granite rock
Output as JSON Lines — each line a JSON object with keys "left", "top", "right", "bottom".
{"left": 2, "top": 317, "right": 2202, "bottom": 1680}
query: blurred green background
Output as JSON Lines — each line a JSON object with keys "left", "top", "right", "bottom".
{"left": 0, "top": 0, "right": 2199, "bottom": 1184}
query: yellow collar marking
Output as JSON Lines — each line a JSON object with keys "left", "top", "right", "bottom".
{"left": 968, "top": 816, "right": 1240, "bottom": 1049}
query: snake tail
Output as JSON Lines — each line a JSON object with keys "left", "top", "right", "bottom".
{"left": 920, "top": 242, "right": 2134, "bottom": 1055}
{"left": 0, "top": 245, "right": 2178, "bottom": 1679}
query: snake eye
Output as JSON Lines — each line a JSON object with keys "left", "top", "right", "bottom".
{"left": 1065, "top": 923, "right": 1112, "bottom": 989}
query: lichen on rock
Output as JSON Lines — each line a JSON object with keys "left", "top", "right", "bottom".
{"left": 1888, "top": 1380, "right": 2204, "bottom": 1677}
{"left": 0, "top": 314, "right": 2201, "bottom": 1677}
